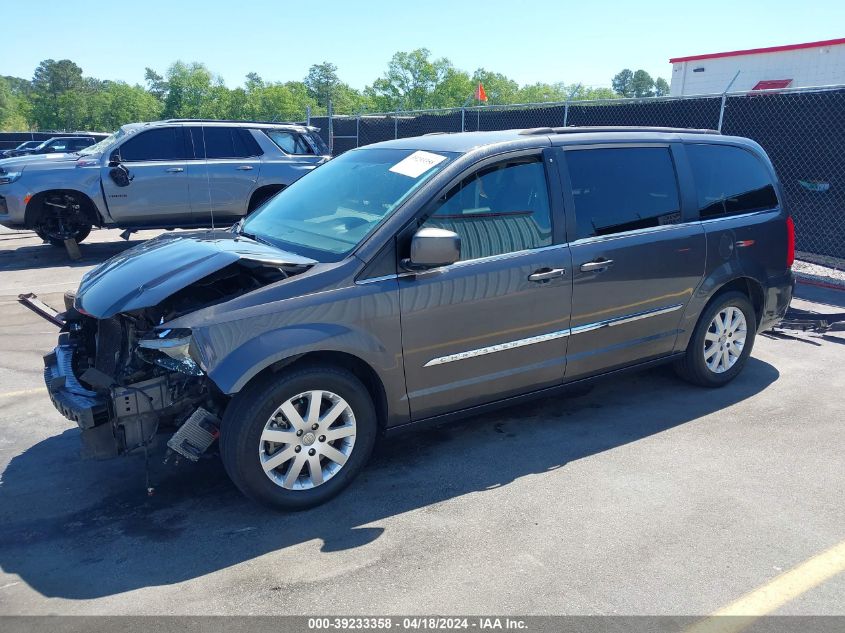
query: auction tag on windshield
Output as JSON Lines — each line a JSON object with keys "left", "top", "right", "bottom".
{"left": 389, "top": 151, "right": 447, "bottom": 178}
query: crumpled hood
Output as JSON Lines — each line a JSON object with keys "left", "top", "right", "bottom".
{"left": 75, "top": 230, "right": 316, "bottom": 318}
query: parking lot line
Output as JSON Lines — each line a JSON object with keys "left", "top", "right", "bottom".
{"left": 687, "top": 539, "right": 845, "bottom": 633}
{"left": 0, "top": 387, "right": 47, "bottom": 399}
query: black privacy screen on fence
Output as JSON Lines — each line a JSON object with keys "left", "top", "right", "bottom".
{"left": 312, "top": 87, "right": 845, "bottom": 260}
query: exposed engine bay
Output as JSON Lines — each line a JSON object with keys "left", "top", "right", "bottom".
{"left": 42, "top": 256, "right": 311, "bottom": 461}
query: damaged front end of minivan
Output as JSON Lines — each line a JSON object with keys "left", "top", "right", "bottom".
{"left": 42, "top": 230, "right": 315, "bottom": 461}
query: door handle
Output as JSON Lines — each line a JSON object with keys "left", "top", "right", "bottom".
{"left": 236, "top": 165, "right": 254, "bottom": 171}
{"left": 580, "top": 259, "right": 614, "bottom": 273}
{"left": 165, "top": 167, "right": 184, "bottom": 173}
{"left": 528, "top": 268, "right": 567, "bottom": 282}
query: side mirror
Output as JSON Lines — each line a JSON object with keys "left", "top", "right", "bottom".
{"left": 404, "top": 227, "right": 461, "bottom": 270}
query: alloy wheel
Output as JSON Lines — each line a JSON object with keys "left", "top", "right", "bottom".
{"left": 703, "top": 306, "right": 747, "bottom": 374}
{"left": 258, "top": 390, "right": 357, "bottom": 490}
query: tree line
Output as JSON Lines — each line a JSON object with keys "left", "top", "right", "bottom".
{"left": 0, "top": 51, "right": 669, "bottom": 132}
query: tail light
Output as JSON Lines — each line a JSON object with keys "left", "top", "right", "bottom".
{"left": 786, "top": 216, "right": 795, "bottom": 268}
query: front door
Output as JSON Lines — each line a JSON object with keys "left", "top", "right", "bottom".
{"left": 557, "top": 144, "right": 706, "bottom": 380}
{"left": 102, "top": 127, "right": 192, "bottom": 224}
{"left": 400, "top": 152, "right": 572, "bottom": 420}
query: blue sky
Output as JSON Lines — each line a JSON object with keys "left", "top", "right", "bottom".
{"left": 3, "top": 0, "right": 844, "bottom": 89}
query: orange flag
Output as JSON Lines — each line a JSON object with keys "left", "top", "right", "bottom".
{"left": 475, "top": 82, "right": 488, "bottom": 102}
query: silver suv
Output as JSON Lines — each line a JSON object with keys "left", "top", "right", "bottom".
{"left": 0, "top": 119, "right": 330, "bottom": 245}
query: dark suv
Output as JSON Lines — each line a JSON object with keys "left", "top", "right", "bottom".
{"left": 43, "top": 127, "right": 794, "bottom": 509}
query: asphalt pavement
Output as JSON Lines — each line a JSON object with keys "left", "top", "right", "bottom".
{"left": 0, "top": 227, "right": 843, "bottom": 616}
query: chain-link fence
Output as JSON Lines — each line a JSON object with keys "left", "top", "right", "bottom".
{"left": 309, "top": 85, "right": 845, "bottom": 270}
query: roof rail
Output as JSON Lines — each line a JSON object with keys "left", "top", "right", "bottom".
{"left": 519, "top": 126, "right": 721, "bottom": 136}
{"left": 163, "top": 118, "right": 303, "bottom": 126}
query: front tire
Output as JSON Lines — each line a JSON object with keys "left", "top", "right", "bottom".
{"left": 33, "top": 192, "right": 93, "bottom": 246}
{"left": 675, "top": 291, "right": 757, "bottom": 387}
{"left": 220, "top": 366, "right": 377, "bottom": 510}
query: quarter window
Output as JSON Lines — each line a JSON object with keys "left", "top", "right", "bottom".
{"left": 119, "top": 128, "right": 187, "bottom": 162}
{"left": 566, "top": 147, "right": 681, "bottom": 240}
{"left": 266, "top": 130, "right": 314, "bottom": 155}
{"left": 686, "top": 144, "right": 778, "bottom": 218}
{"left": 423, "top": 158, "right": 553, "bottom": 261}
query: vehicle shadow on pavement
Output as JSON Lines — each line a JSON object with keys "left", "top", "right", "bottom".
{"left": 0, "top": 237, "right": 148, "bottom": 273}
{"left": 0, "top": 359, "right": 779, "bottom": 600}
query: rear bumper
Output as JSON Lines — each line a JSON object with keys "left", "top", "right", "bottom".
{"left": 760, "top": 270, "right": 795, "bottom": 330}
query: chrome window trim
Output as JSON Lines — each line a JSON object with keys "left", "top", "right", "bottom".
{"left": 355, "top": 244, "right": 569, "bottom": 285}
{"left": 697, "top": 208, "right": 779, "bottom": 225}
{"left": 449, "top": 243, "right": 567, "bottom": 269}
{"left": 569, "top": 222, "right": 689, "bottom": 247}
{"left": 424, "top": 303, "right": 685, "bottom": 367}
{"left": 355, "top": 274, "right": 399, "bottom": 286}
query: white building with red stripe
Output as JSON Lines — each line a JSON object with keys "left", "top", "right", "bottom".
{"left": 669, "top": 37, "right": 845, "bottom": 96}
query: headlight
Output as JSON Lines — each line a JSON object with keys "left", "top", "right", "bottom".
{"left": 138, "top": 328, "right": 204, "bottom": 376}
{"left": 0, "top": 171, "right": 22, "bottom": 185}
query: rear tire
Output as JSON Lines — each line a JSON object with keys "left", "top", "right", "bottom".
{"left": 220, "top": 365, "right": 377, "bottom": 510}
{"left": 675, "top": 291, "right": 757, "bottom": 388}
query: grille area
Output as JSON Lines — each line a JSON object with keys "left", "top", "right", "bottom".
{"left": 94, "top": 317, "right": 123, "bottom": 376}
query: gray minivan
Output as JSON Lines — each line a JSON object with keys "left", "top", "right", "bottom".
{"left": 43, "top": 127, "right": 794, "bottom": 509}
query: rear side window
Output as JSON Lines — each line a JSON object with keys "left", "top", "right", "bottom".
{"left": 119, "top": 128, "right": 187, "bottom": 162}
{"left": 687, "top": 144, "right": 778, "bottom": 218}
{"left": 566, "top": 147, "right": 681, "bottom": 240}
{"left": 266, "top": 130, "right": 314, "bottom": 155}
{"left": 197, "top": 127, "right": 262, "bottom": 159}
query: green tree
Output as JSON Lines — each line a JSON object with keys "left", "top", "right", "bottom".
{"left": 612, "top": 69, "right": 665, "bottom": 98}
{"left": 612, "top": 69, "right": 635, "bottom": 97}
{"left": 159, "top": 61, "right": 218, "bottom": 118}
{"left": 0, "top": 77, "right": 20, "bottom": 130}
{"left": 430, "top": 68, "right": 473, "bottom": 108}
{"left": 304, "top": 62, "right": 340, "bottom": 108}
{"left": 631, "top": 70, "right": 655, "bottom": 98}
{"left": 518, "top": 82, "right": 569, "bottom": 103}
{"left": 471, "top": 69, "right": 520, "bottom": 104}
{"left": 144, "top": 67, "right": 168, "bottom": 102}
{"left": 30, "top": 59, "right": 85, "bottom": 129}
{"left": 87, "top": 81, "right": 162, "bottom": 130}
{"left": 367, "top": 48, "right": 453, "bottom": 110}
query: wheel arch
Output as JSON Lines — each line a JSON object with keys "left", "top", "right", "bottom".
{"left": 232, "top": 350, "right": 389, "bottom": 435}
{"left": 675, "top": 274, "right": 766, "bottom": 352}
{"left": 24, "top": 188, "right": 104, "bottom": 228}
{"left": 713, "top": 277, "right": 764, "bottom": 327}
{"left": 247, "top": 184, "right": 286, "bottom": 212}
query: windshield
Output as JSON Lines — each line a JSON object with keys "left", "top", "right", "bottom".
{"left": 33, "top": 139, "right": 59, "bottom": 152}
{"left": 241, "top": 147, "right": 458, "bottom": 261}
{"left": 78, "top": 130, "right": 122, "bottom": 156}
{"left": 17, "top": 141, "right": 39, "bottom": 150}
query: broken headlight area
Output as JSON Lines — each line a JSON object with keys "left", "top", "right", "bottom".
{"left": 44, "top": 308, "right": 224, "bottom": 461}
{"left": 137, "top": 328, "right": 204, "bottom": 376}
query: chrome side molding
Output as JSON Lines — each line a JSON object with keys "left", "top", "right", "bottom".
{"left": 424, "top": 303, "right": 684, "bottom": 367}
